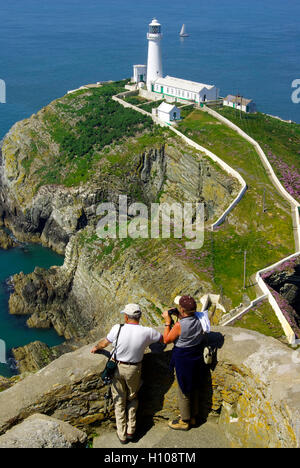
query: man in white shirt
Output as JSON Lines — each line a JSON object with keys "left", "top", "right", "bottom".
{"left": 91, "top": 303, "right": 162, "bottom": 444}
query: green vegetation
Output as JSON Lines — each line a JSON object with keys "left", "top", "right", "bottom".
{"left": 212, "top": 107, "right": 300, "bottom": 202}
{"left": 233, "top": 300, "right": 284, "bottom": 340}
{"left": 139, "top": 99, "right": 165, "bottom": 112}
{"left": 213, "top": 107, "right": 300, "bottom": 171}
{"left": 179, "top": 105, "right": 194, "bottom": 119}
{"left": 36, "top": 81, "right": 154, "bottom": 187}
{"left": 124, "top": 95, "right": 148, "bottom": 106}
{"left": 178, "top": 109, "right": 294, "bottom": 307}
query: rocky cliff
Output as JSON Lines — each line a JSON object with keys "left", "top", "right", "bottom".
{"left": 0, "top": 83, "right": 238, "bottom": 371}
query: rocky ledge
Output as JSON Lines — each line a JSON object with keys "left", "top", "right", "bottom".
{"left": 0, "top": 327, "right": 299, "bottom": 448}
{"left": 0, "top": 414, "right": 87, "bottom": 448}
{"left": 0, "top": 229, "right": 17, "bottom": 250}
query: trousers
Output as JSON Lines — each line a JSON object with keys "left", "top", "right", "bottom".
{"left": 111, "top": 362, "right": 142, "bottom": 440}
{"left": 176, "top": 373, "right": 200, "bottom": 421}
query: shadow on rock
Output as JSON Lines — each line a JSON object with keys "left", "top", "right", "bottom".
{"left": 198, "top": 331, "right": 225, "bottom": 424}
{"left": 135, "top": 346, "right": 174, "bottom": 441}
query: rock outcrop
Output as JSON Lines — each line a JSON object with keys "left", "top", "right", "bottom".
{"left": 266, "top": 262, "right": 300, "bottom": 314}
{"left": 0, "top": 414, "right": 87, "bottom": 448}
{"left": 0, "top": 327, "right": 300, "bottom": 448}
{"left": 0, "top": 229, "right": 17, "bottom": 249}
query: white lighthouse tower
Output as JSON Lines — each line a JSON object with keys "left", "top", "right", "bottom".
{"left": 146, "top": 18, "right": 163, "bottom": 91}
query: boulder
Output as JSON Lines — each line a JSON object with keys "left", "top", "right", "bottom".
{"left": 0, "top": 414, "right": 87, "bottom": 448}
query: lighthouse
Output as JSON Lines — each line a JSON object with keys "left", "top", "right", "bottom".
{"left": 146, "top": 18, "right": 163, "bottom": 91}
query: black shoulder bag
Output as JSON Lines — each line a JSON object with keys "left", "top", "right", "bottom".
{"left": 101, "top": 324, "right": 124, "bottom": 385}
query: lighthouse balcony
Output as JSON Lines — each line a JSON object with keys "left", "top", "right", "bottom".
{"left": 147, "top": 33, "right": 163, "bottom": 40}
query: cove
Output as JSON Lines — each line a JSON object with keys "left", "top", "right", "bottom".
{"left": 0, "top": 242, "right": 64, "bottom": 378}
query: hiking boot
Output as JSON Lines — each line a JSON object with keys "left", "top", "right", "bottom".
{"left": 168, "top": 418, "right": 190, "bottom": 431}
{"left": 126, "top": 433, "right": 135, "bottom": 441}
{"left": 117, "top": 434, "right": 128, "bottom": 445}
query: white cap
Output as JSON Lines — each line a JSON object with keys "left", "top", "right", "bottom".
{"left": 120, "top": 303, "right": 142, "bottom": 318}
{"left": 174, "top": 296, "right": 182, "bottom": 305}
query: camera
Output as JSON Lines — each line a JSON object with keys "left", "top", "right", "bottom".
{"left": 167, "top": 308, "right": 179, "bottom": 317}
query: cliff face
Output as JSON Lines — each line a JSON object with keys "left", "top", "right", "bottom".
{"left": 0, "top": 85, "right": 237, "bottom": 254}
{"left": 0, "top": 85, "right": 239, "bottom": 370}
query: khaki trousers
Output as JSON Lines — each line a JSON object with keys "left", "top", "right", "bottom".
{"left": 177, "top": 378, "right": 200, "bottom": 422}
{"left": 111, "top": 362, "right": 142, "bottom": 440}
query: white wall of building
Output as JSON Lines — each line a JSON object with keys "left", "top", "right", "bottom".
{"left": 157, "top": 105, "right": 181, "bottom": 123}
{"left": 223, "top": 99, "right": 256, "bottom": 113}
{"left": 152, "top": 81, "right": 218, "bottom": 103}
{"left": 133, "top": 65, "right": 147, "bottom": 84}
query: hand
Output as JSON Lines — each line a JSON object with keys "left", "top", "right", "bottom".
{"left": 162, "top": 310, "right": 171, "bottom": 325}
{"left": 90, "top": 346, "right": 98, "bottom": 354}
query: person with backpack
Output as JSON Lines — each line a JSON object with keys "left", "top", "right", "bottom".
{"left": 91, "top": 303, "right": 162, "bottom": 444}
{"left": 162, "top": 295, "right": 210, "bottom": 431}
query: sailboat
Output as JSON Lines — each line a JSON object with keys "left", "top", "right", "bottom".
{"left": 180, "top": 24, "right": 189, "bottom": 37}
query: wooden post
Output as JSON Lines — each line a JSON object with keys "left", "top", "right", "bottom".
{"left": 243, "top": 250, "right": 247, "bottom": 289}
{"left": 263, "top": 188, "right": 266, "bottom": 213}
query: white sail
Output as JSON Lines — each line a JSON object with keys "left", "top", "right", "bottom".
{"left": 180, "top": 24, "right": 189, "bottom": 37}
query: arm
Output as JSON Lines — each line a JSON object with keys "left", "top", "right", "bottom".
{"left": 162, "top": 310, "right": 181, "bottom": 344}
{"left": 91, "top": 338, "right": 111, "bottom": 354}
{"left": 163, "top": 321, "right": 181, "bottom": 344}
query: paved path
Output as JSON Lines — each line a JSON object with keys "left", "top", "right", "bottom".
{"left": 93, "top": 418, "right": 230, "bottom": 449}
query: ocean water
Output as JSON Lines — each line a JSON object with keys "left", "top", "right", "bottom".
{"left": 0, "top": 243, "right": 64, "bottom": 377}
{"left": 0, "top": 0, "right": 299, "bottom": 139}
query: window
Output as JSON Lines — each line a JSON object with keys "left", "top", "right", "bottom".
{"left": 149, "top": 25, "right": 161, "bottom": 34}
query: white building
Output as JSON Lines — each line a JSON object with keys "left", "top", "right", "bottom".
{"left": 132, "top": 19, "right": 219, "bottom": 104}
{"left": 154, "top": 102, "right": 181, "bottom": 123}
{"left": 223, "top": 95, "right": 256, "bottom": 113}
{"left": 151, "top": 76, "right": 219, "bottom": 103}
{"left": 133, "top": 65, "right": 147, "bottom": 85}
{"left": 146, "top": 18, "right": 163, "bottom": 90}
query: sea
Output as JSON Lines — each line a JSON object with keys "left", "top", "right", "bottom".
{"left": 0, "top": 0, "right": 299, "bottom": 376}
{"left": 0, "top": 244, "right": 64, "bottom": 377}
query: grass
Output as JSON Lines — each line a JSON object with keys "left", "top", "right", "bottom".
{"left": 124, "top": 95, "right": 148, "bottom": 106}
{"left": 233, "top": 300, "right": 285, "bottom": 340}
{"left": 212, "top": 107, "right": 300, "bottom": 202}
{"left": 178, "top": 109, "right": 294, "bottom": 307}
{"left": 139, "top": 100, "right": 165, "bottom": 112}
{"left": 33, "top": 80, "right": 155, "bottom": 187}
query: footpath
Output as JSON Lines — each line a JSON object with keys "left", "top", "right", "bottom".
{"left": 93, "top": 417, "right": 230, "bottom": 449}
